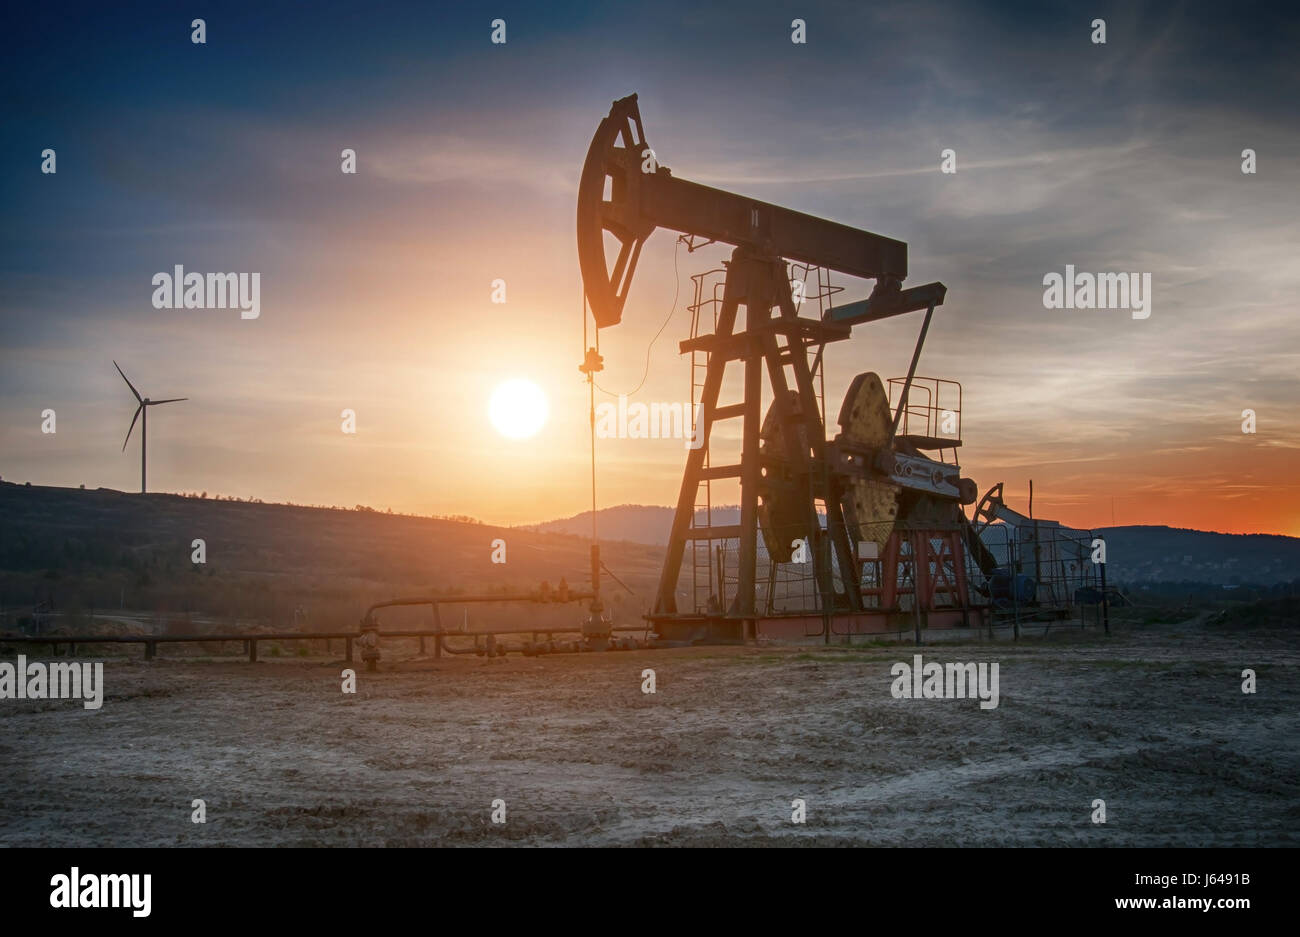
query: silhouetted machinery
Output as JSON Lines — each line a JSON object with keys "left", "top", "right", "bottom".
{"left": 970, "top": 482, "right": 1104, "bottom": 615}
{"left": 578, "top": 94, "right": 992, "bottom": 641}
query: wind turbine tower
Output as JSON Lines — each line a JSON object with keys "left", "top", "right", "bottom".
{"left": 114, "top": 361, "right": 187, "bottom": 494}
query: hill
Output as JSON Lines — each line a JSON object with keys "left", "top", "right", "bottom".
{"left": 0, "top": 483, "right": 663, "bottom": 633}
{"left": 531, "top": 505, "right": 1300, "bottom": 586}
{"left": 528, "top": 503, "right": 738, "bottom": 545}
{"left": 4, "top": 486, "right": 1296, "bottom": 638}
{"left": 1094, "top": 525, "right": 1300, "bottom": 586}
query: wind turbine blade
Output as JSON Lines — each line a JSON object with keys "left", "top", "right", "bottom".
{"left": 149, "top": 397, "right": 188, "bottom": 405}
{"left": 122, "top": 404, "right": 143, "bottom": 450}
{"left": 114, "top": 361, "right": 143, "bottom": 402}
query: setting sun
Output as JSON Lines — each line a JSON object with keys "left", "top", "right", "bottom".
{"left": 488, "top": 378, "right": 549, "bottom": 439}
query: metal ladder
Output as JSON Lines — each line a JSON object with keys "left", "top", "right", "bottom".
{"left": 688, "top": 267, "right": 725, "bottom": 613}
{"left": 791, "top": 262, "right": 834, "bottom": 614}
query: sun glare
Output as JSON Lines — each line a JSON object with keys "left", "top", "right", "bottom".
{"left": 488, "top": 378, "right": 549, "bottom": 439}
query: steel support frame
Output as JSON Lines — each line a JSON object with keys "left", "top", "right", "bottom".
{"left": 653, "top": 247, "right": 862, "bottom": 628}
{"left": 860, "top": 528, "right": 971, "bottom": 614}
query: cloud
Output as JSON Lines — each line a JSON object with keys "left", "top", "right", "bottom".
{"left": 3, "top": 0, "right": 1299, "bottom": 529}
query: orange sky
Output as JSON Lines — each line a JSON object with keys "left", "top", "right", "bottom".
{"left": 4, "top": 8, "right": 1299, "bottom": 538}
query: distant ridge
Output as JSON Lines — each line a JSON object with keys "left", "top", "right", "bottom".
{"left": 1092, "top": 525, "right": 1300, "bottom": 586}
{"left": 528, "top": 505, "right": 1300, "bottom": 586}
{"left": 2, "top": 485, "right": 1294, "bottom": 593}
{"left": 524, "top": 504, "right": 739, "bottom": 546}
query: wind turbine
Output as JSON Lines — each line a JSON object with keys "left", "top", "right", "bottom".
{"left": 115, "top": 361, "right": 187, "bottom": 494}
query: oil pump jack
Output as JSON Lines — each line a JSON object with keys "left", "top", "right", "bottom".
{"left": 577, "top": 94, "right": 989, "bottom": 643}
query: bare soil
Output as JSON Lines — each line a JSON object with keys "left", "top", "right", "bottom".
{"left": 2, "top": 616, "right": 1297, "bottom": 846}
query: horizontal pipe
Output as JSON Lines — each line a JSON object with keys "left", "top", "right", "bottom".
{"left": 365, "top": 591, "right": 594, "bottom": 615}
{"left": 0, "top": 624, "right": 648, "bottom": 646}
{"left": 380, "top": 625, "right": 645, "bottom": 638}
{"left": 0, "top": 631, "right": 358, "bottom": 644}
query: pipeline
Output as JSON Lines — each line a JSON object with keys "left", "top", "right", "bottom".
{"left": 357, "top": 588, "right": 654, "bottom": 671}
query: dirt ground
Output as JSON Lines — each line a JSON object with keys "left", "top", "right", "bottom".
{"left": 2, "top": 616, "right": 1297, "bottom": 847}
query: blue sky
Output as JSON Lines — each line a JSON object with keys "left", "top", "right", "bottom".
{"left": 2, "top": 1, "right": 1298, "bottom": 532}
